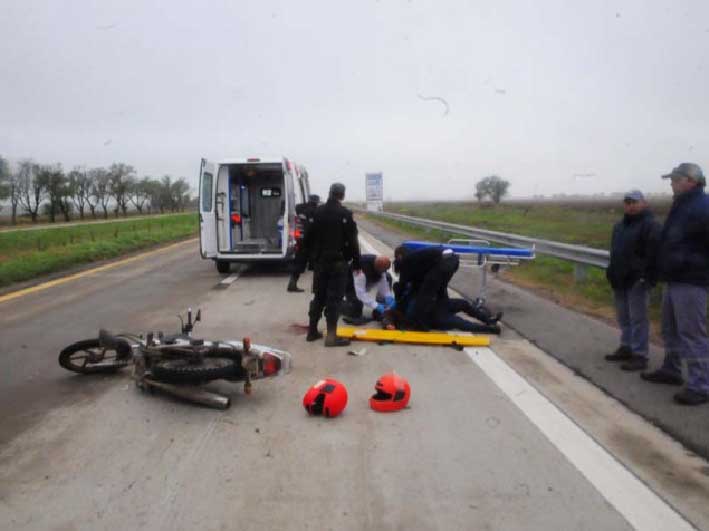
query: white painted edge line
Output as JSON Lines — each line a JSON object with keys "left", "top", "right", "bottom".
{"left": 219, "top": 272, "right": 240, "bottom": 286}
{"left": 465, "top": 347, "right": 695, "bottom": 531}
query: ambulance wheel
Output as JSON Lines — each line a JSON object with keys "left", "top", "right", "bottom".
{"left": 216, "top": 260, "right": 230, "bottom": 274}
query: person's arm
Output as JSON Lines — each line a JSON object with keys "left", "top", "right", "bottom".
{"left": 642, "top": 219, "right": 662, "bottom": 284}
{"left": 347, "top": 212, "right": 361, "bottom": 270}
{"left": 353, "top": 271, "right": 378, "bottom": 310}
{"left": 376, "top": 274, "right": 394, "bottom": 306}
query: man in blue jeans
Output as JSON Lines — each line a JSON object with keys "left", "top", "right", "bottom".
{"left": 642, "top": 163, "right": 709, "bottom": 406}
{"left": 605, "top": 190, "right": 661, "bottom": 371}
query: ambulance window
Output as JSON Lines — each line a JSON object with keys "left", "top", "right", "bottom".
{"left": 201, "top": 172, "right": 213, "bottom": 212}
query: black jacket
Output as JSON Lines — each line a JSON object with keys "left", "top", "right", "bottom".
{"left": 396, "top": 247, "right": 443, "bottom": 290}
{"left": 656, "top": 187, "right": 709, "bottom": 286}
{"left": 606, "top": 210, "right": 661, "bottom": 290}
{"left": 303, "top": 198, "right": 360, "bottom": 270}
{"left": 295, "top": 201, "right": 318, "bottom": 231}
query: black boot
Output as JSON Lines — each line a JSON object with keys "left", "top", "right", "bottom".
{"left": 324, "top": 322, "right": 350, "bottom": 347}
{"left": 306, "top": 322, "right": 323, "bottom": 342}
{"left": 287, "top": 274, "right": 304, "bottom": 293}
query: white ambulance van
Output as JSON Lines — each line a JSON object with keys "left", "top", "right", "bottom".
{"left": 198, "top": 157, "right": 311, "bottom": 273}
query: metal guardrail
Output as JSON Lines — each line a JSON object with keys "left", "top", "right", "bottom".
{"left": 357, "top": 209, "right": 610, "bottom": 280}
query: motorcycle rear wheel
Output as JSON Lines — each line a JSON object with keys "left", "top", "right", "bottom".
{"left": 151, "top": 357, "right": 236, "bottom": 384}
{"left": 59, "top": 339, "right": 130, "bottom": 374}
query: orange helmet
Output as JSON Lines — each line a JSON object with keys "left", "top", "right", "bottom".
{"left": 303, "top": 378, "right": 348, "bottom": 418}
{"left": 370, "top": 373, "right": 411, "bottom": 412}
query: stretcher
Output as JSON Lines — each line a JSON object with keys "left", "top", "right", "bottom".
{"left": 336, "top": 326, "right": 491, "bottom": 347}
{"left": 401, "top": 239, "right": 536, "bottom": 301}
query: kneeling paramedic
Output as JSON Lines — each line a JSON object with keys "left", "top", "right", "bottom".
{"left": 302, "top": 183, "right": 360, "bottom": 347}
{"left": 344, "top": 254, "right": 395, "bottom": 321}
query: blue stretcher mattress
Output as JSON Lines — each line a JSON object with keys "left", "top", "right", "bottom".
{"left": 401, "top": 240, "right": 535, "bottom": 258}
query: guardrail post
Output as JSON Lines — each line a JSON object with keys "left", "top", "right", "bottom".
{"left": 574, "top": 263, "right": 588, "bottom": 283}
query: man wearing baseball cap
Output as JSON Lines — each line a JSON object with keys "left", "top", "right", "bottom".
{"left": 605, "top": 190, "right": 661, "bottom": 371}
{"left": 642, "top": 163, "right": 709, "bottom": 405}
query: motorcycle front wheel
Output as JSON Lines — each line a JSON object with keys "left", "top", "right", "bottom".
{"left": 59, "top": 339, "right": 131, "bottom": 374}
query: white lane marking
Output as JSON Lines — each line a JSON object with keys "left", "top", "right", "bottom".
{"left": 465, "top": 347, "right": 695, "bottom": 531}
{"left": 219, "top": 272, "right": 240, "bottom": 286}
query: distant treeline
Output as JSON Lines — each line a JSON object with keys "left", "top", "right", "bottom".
{"left": 0, "top": 157, "right": 192, "bottom": 224}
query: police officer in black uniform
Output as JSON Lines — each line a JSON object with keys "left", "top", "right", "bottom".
{"left": 287, "top": 194, "right": 320, "bottom": 292}
{"left": 302, "top": 183, "right": 360, "bottom": 347}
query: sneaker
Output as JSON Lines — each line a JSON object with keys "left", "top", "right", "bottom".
{"left": 621, "top": 356, "right": 648, "bottom": 372}
{"left": 673, "top": 388, "right": 709, "bottom": 406}
{"left": 605, "top": 346, "right": 632, "bottom": 361}
{"left": 640, "top": 369, "right": 684, "bottom": 386}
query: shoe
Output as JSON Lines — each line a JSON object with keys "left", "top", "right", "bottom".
{"left": 641, "top": 369, "right": 684, "bottom": 386}
{"left": 605, "top": 346, "right": 632, "bottom": 361}
{"left": 324, "top": 326, "right": 350, "bottom": 347}
{"left": 287, "top": 280, "right": 304, "bottom": 293}
{"left": 673, "top": 388, "right": 709, "bottom": 406}
{"left": 305, "top": 328, "right": 322, "bottom": 341}
{"left": 621, "top": 355, "right": 648, "bottom": 371}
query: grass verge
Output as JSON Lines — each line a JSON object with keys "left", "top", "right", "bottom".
{"left": 362, "top": 213, "right": 664, "bottom": 344}
{"left": 0, "top": 213, "right": 198, "bottom": 288}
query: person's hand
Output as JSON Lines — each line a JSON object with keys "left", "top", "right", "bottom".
{"left": 384, "top": 295, "right": 395, "bottom": 308}
{"left": 375, "top": 303, "right": 386, "bottom": 314}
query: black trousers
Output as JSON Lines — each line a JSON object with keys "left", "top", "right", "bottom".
{"left": 432, "top": 298, "right": 491, "bottom": 333}
{"left": 409, "top": 254, "right": 460, "bottom": 328}
{"left": 309, "top": 264, "right": 348, "bottom": 328}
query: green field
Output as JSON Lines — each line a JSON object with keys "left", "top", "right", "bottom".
{"left": 0, "top": 213, "right": 198, "bottom": 287}
{"left": 384, "top": 199, "right": 673, "bottom": 249}
{"left": 363, "top": 203, "right": 668, "bottom": 342}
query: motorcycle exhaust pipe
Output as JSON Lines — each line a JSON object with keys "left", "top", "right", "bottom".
{"left": 143, "top": 378, "right": 231, "bottom": 409}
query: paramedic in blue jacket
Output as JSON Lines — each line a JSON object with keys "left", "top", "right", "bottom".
{"left": 642, "top": 163, "right": 709, "bottom": 406}
{"left": 604, "top": 190, "right": 661, "bottom": 371}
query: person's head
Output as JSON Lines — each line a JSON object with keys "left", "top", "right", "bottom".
{"left": 393, "top": 245, "right": 409, "bottom": 274}
{"left": 328, "top": 182, "right": 346, "bottom": 201}
{"left": 373, "top": 255, "right": 391, "bottom": 274}
{"left": 308, "top": 194, "right": 320, "bottom": 205}
{"left": 622, "top": 190, "right": 647, "bottom": 216}
{"left": 662, "top": 163, "right": 705, "bottom": 197}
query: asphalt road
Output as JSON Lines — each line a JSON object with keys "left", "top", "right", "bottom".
{"left": 0, "top": 233, "right": 708, "bottom": 530}
{"left": 357, "top": 216, "right": 709, "bottom": 460}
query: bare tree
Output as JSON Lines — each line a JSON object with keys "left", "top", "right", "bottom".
{"left": 69, "top": 167, "right": 91, "bottom": 220}
{"left": 39, "top": 164, "right": 68, "bottom": 222}
{"left": 0, "top": 156, "right": 9, "bottom": 213}
{"left": 108, "top": 163, "right": 135, "bottom": 217}
{"left": 90, "top": 167, "right": 111, "bottom": 219}
{"left": 17, "top": 160, "right": 44, "bottom": 223}
{"left": 129, "top": 177, "right": 152, "bottom": 214}
{"left": 0, "top": 158, "right": 23, "bottom": 224}
{"left": 171, "top": 178, "right": 191, "bottom": 212}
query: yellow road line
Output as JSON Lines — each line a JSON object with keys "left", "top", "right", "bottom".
{"left": 0, "top": 238, "right": 198, "bottom": 305}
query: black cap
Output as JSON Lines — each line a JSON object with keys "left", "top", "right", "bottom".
{"left": 308, "top": 194, "right": 320, "bottom": 203}
{"left": 662, "top": 163, "right": 705, "bottom": 186}
{"left": 329, "top": 182, "right": 346, "bottom": 198}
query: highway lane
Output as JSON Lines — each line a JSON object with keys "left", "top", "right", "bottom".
{"left": 0, "top": 235, "right": 706, "bottom": 530}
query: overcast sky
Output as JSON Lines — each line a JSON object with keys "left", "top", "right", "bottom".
{"left": 1, "top": 0, "right": 708, "bottom": 201}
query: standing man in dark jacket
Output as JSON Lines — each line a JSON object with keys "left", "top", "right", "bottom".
{"left": 642, "top": 163, "right": 709, "bottom": 406}
{"left": 302, "top": 183, "right": 360, "bottom": 347}
{"left": 605, "top": 190, "right": 661, "bottom": 371}
{"left": 287, "top": 194, "right": 320, "bottom": 292}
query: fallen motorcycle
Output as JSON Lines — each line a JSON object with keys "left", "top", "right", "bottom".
{"left": 58, "top": 308, "right": 291, "bottom": 409}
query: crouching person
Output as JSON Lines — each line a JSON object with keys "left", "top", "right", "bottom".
{"left": 343, "top": 254, "right": 394, "bottom": 321}
{"left": 605, "top": 190, "right": 661, "bottom": 371}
